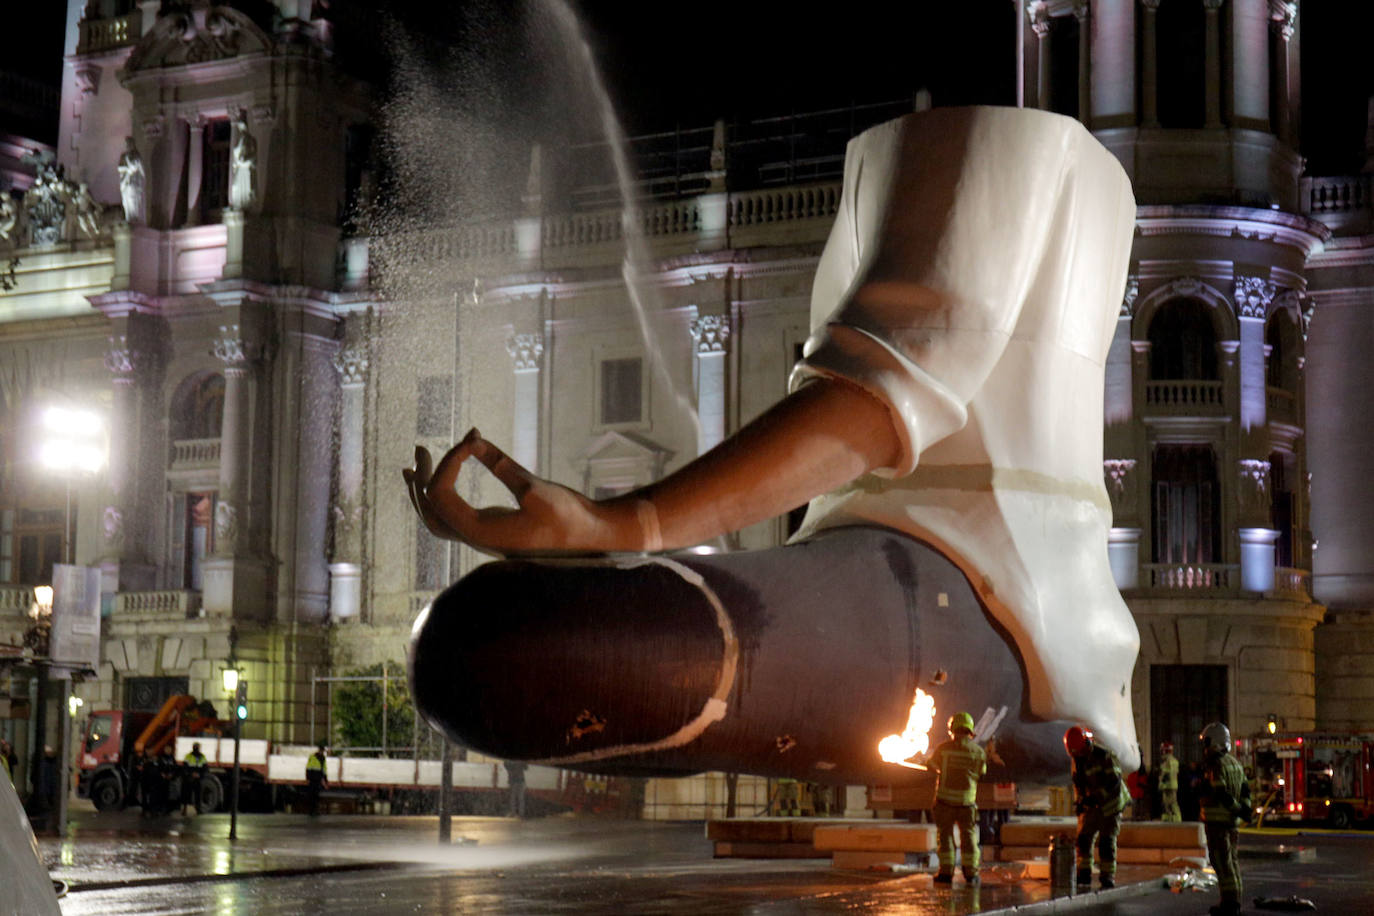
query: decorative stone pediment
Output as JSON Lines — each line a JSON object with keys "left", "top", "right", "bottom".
{"left": 123, "top": 5, "right": 272, "bottom": 74}
{"left": 577, "top": 430, "right": 673, "bottom": 496}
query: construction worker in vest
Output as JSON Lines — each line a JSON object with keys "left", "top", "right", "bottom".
{"left": 929, "top": 711, "right": 987, "bottom": 886}
{"left": 1198, "top": 722, "right": 1249, "bottom": 916}
{"left": 1065, "top": 725, "right": 1130, "bottom": 889}
{"left": 182, "top": 742, "right": 209, "bottom": 814}
{"left": 1158, "top": 740, "right": 1181, "bottom": 822}
{"left": 306, "top": 744, "right": 329, "bottom": 817}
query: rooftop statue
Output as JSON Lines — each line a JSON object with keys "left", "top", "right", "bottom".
{"left": 228, "top": 109, "right": 257, "bottom": 210}
{"left": 406, "top": 106, "right": 1142, "bottom": 781}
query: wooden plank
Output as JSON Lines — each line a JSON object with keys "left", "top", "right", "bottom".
{"left": 814, "top": 823, "right": 937, "bottom": 852}
{"left": 713, "top": 841, "right": 826, "bottom": 859}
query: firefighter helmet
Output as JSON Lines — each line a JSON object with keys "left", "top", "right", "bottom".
{"left": 1063, "top": 725, "right": 1093, "bottom": 756}
{"left": 1199, "top": 722, "right": 1231, "bottom": 754}
{"left": 948, "top": 712, "right": 976, "bottom": 736}
{"left": 1160, "top": 740, "right": 1174, "bottom": 755}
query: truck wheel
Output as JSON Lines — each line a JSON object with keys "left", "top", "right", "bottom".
{"left": 91, "top": 775, "right": 124, "bottom": 811}
{"left": 197, "top": 774, "right": 224, "bottom": 813}
{"left": 1330, "top": 805, "right": 1353, "bottom": 830}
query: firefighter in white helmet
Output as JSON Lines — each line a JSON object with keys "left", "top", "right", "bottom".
{"left": 929, "top": 711, "right": 987, "bottom": 886}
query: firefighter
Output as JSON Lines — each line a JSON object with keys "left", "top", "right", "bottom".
{"left": 305, "top": 744, "right": 329, "bottom": 816}
{"left": 182, "top": 742, "right": 209, "bottom": 814}
{"left": 929, "top": 711, "right": 987, "bottom": 886}
{"left": 775, "top": 777, "right": 801, "bottom": 816}
{"left": 1158, "top": 741, "right": 1181, "bottom": 822}
{"left": 1065, "top": 725, "right": 1129, "bottom": 889}
{"left": 1199, "top": 722, "right": 1249, "bottom": 916}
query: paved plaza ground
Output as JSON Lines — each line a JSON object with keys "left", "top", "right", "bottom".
{"left": 34, "top": 804, "right": 1374, "bottom": 915}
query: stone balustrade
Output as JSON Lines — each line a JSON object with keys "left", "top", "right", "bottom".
{"left": 0, "top": 585, "right": 35, "bottom": 615}
{"left": 116, "top": 590, "right": 203, "bottom": 619}
{"left": 171, "top": 437, "right": 222, "bottom": 469}
{"left": 1143, "top": 563, "right": 1236, "bottom": 592}
{"left": 1302, "top": 175, "right": 1372, "bottom": 214}
{"left": 1144, "top": 380, "right": 1225, "bottom": 412}
{"left": 1273, "top": 567, "right": 1312, "bottom": 599}
{"left": 365, "top": 182, "right": 843, "bottom": 266}
{"left": 77, "top": 11, "right": 141, "bottom": 54}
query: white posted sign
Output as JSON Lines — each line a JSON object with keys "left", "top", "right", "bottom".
{"left": 48, "top": 563, "right": 102, "bottom": 676}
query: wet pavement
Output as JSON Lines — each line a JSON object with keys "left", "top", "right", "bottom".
{"left": 35, "top": 807, "right": 1374, "bottom": 915}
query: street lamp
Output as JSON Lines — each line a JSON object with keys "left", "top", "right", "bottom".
{"left": 37, "top": 404, "right": 107, "bottom": 565}
{"left": 223, "top": 652, "right": 244, "bottom": 841}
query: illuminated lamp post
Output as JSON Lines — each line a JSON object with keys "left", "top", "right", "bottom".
{"left": 37, "top": 405, "right": 107, "bottom": 564}
{"left": 222, "top": 657, "right": 244, "bottom": 841}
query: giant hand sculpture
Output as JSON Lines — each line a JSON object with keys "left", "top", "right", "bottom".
{"left": 407, "top": 106, "right": 1142, "bottom": 773}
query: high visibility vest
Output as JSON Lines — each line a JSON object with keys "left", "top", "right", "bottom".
{"left": 307, "top": 754, "right": 327, "bottom": 774}
{"left": 1158, "top": 754, "right": 1179, "bottom": 791}
{"left": 931, "top": 735, "right": 987, "bottom": 806}
{"left": 1073, "top": 747, "right": 1129, "bottom": 816}
{"left": 0, "top": 753, "right": 10, "bottom": 781}
{"left": 185, "top": 751, "right": 207, "bottom": 768}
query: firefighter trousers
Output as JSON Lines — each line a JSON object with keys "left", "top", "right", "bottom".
{"left": 1160, "top": 789, "right": 1180, "bottom": 822}
{"left": 1204, "top": 822, "right": 1242, "bottom": 901}
{"left": 1076, "top": 808, "right": 1121, "bottom": 877}
{"left": 934, "top": 800, "right": 980, "bottom": 876}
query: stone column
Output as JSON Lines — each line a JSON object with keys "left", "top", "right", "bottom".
{"left": 212, "top": 325, "right": 254, "bottom": 560}
{"left": 1203, "top": 0, "right": 1224, "bottom": 128}
{"left": 1238, "top": 460, "right": 1279, "bottom": 592}
{"left": 506, "top": 332, "right": 543, "bottom": 472}
{"left": 1031, "top": 3, "right": 1052, "bottom": 111}
{"left": 186, "top": 116, "right": 203, "bottom": 223}
{"left": 1074, "top": 1, "right": 1091, "bottom": 125}
{"left": 1271, "top": 2, "right": 1297, "bottom": 145}
{"left": 329, "top": 325, "right": 368, "bottom": 623}
{"left": 690, "top": 314, "right": 731, "bottom": 456}
{"left": 100, "top": 334, "right": 158, "bottom": 593}
{"left": 1141, "top": 0, "right": 1161, "bottom": 127}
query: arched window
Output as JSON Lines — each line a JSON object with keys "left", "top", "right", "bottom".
{"left": 1148, "top": 298, "right": 1218, "bottom": 380}
{"left": 170, "top": 373, "right": 224, "bottom": 441}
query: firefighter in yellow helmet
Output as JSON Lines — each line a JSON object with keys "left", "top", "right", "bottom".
{"left": 929, "top": 711, "right": 987, "bottom": 886}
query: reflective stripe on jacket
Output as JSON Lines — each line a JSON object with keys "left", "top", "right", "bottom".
{"left": 1158, "top": 754, "right": 1179, "bottom": 791}
{"left": 931, "top": 736, "right": 986, "bottom": 806}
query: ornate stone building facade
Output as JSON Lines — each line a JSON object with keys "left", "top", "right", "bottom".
{"left": 1, "top": 0, "right": 1372, "bottom": 797}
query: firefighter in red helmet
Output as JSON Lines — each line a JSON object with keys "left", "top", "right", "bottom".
{"left": 1064, "top": 725, "right": 1130, "bottom": 889}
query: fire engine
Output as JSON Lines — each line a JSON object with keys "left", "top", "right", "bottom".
{"left": 1240, "top": 733, "right": 1374, "bottom": 829}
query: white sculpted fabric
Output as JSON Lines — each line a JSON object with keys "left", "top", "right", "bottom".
{"left": 791, "top": 107, "right": 1141, "bottom": 769}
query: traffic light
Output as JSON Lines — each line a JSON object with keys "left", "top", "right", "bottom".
{"left": 234, "top": 680, "right": 248, "bottom": 721}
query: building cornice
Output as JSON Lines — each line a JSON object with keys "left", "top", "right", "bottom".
{"left": 1135, "top": 205, "right": 1330, "bottom": 257}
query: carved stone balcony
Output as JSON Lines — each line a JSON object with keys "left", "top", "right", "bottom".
{"left": 115, "top": 590, "right": 203, "bottom": 620}
{"left": 1142, "top": 563, "right": 1237, "bottom": 594}
{"left": 77, "top": 11, "right": 142, "bottom": 55}
{"left": 1301, "top": 174, "right": 1372, "bottom": 234}
{"left": 0, "top": 585, "right": 35, "bottom": 617}
{"left": 171, "top": 437, "right": 222, "bottom": 470}
{"left": 1143, "top": 380, "right": 1226, "bottom": 416}
{"left": 1271, "top": 567, "right": 1312, "bottom": 600}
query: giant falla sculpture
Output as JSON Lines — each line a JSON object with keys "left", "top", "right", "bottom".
{"left": 405, "top": 106, "right": 1142, "bottom": 788}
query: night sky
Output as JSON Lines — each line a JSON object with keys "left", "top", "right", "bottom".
{"left": 6, "top": 1, "right": 1372, "bottom": 175}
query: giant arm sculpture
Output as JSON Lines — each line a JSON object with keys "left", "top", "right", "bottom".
{"left": 406, "top": 107, "right": 1142, "bottom": 783}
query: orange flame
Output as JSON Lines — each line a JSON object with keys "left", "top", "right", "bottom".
{"left": 878, "top": 688, "right": 936, "bottom": 770}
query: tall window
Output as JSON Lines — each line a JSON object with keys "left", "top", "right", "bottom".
{"left": 1155, "top": 0, "right": 1206, "bottom": 129}
{"left": 599, "top": 357, "right": 642, "bottom": 426}
{"left": 169, "top": 491, "right": 215, "bottom": 590}
{"left": 200, "top": 118, "right": 232, "bottom": 222}
{"left": 170, "top": 373, "right": 224, "bottom": 441}
{"left": 1148, "top": 299, "right": 1217, "bottom": 380}
{"left": 1270, "top": 452, "right": 1295, "bottom": 568}
{"left": 1152, "top": 445, "right": 1220, "bottom": 565}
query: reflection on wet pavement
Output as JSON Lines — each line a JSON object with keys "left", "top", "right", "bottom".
{"left": 41, "top": 808, "right": 1172, "bottom": 914}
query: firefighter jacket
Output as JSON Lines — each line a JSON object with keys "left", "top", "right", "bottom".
{"left": 1158, "top": 753, "right": 1179, "bottom": 791}
{"left": 1200, "top": 752, "right": 1250, "bottom": 826}
{"left": 184, "top": 751, "right": 208, "bottom": 770}
{"left": 930, "top": 735, "right": 987, "bottom": 806}
{"left": 1071, "top": 746, "right": 1129, "bottom": 816}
